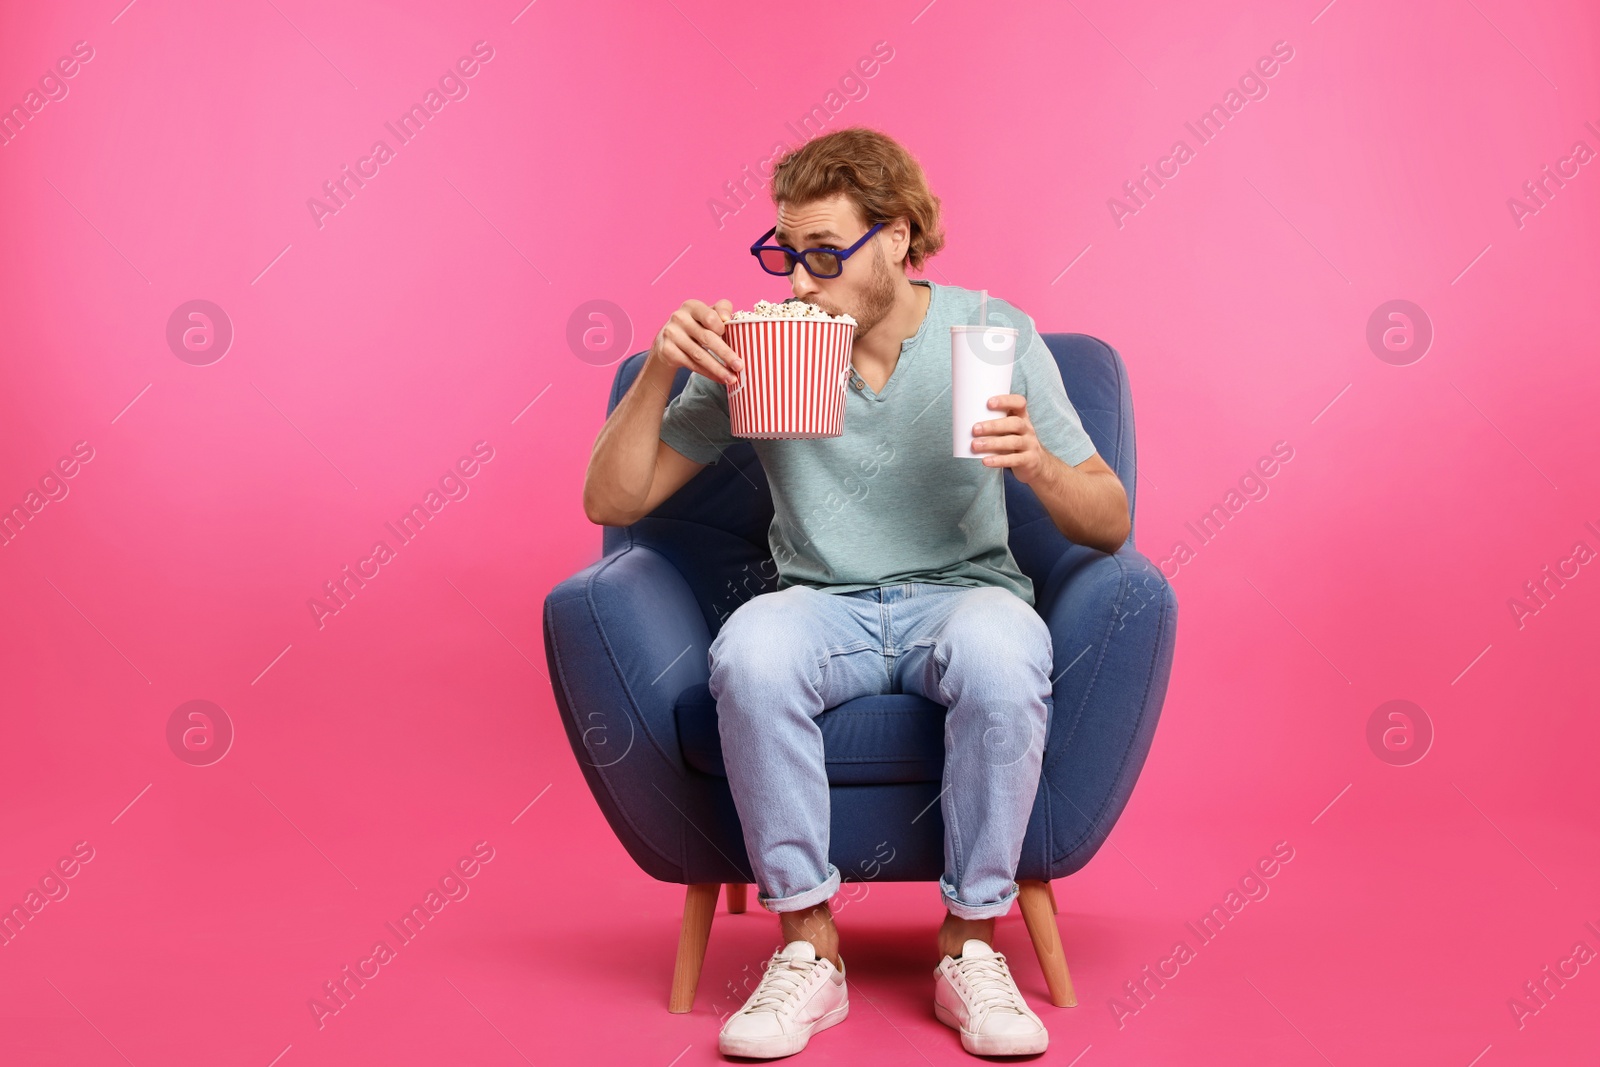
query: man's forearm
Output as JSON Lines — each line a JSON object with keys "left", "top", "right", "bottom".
{"left": 582, "top": 355, "right": 677, "bottom": 525}
{"left": 1031, "top": 452, "right": 1130, "bottom": 553}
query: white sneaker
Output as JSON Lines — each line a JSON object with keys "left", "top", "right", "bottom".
{"left": 934, "top": 938, "right": 1049, "bottom": 1056}
{"left": 718, "top": 940, "right": 849, "bottom": 1059}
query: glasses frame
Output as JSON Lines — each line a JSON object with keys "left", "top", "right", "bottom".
{"left": 749, "top": 221, "right": 886, "bottom": 278}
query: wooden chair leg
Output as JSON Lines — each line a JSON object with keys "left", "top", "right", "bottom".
{"left": 669, "top": 883, "right": 720, "bottom": 1013}
{"left": 726, "top": 883, "right": 747, "bottom": 914}
{"left": 1046, "top": 881, "right": 1058, "bottom": 914}
{"left": 1018, "top": 880, "right": 1077, "bottom": 1008}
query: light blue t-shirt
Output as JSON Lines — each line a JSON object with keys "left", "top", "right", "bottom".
{"left": 658, "top": 279, "right": 1098, "bottom": 607}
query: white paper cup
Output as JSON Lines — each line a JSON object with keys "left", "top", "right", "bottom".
{"left": 951, "top": 325, "right": 1017, "bottom": 458}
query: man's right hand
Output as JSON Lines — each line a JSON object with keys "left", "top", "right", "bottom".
{"left": 649, "top": 299, "right": 742, "bottom": 388}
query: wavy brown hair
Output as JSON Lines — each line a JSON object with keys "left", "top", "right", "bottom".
{"left": 769, "top": 127, "right": 946, "bottom": 273}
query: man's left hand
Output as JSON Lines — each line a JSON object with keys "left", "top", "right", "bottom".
{"left": 970, "top": 394, "right": 1049, "bottom": 484}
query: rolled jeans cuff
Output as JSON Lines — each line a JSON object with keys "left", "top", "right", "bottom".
{"left": 940, "top": 876, "right": 1018, "bottom": 921}
{"left": 759, "top": 863, "right": 841, "bottom": 914}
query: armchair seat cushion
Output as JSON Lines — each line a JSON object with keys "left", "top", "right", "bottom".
{"left": 674, "top": 683, "right": 1054, "bottom": 786}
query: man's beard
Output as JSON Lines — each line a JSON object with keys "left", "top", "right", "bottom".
{"left": 810, "top": 242, "right": 897, "bottom": 338}
{"left": 852, "top": 244, "right": 899, "bottom": 339}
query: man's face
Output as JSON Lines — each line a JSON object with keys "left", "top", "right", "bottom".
{"left": 773, "top": 195, "right": 901, "bottom": 340}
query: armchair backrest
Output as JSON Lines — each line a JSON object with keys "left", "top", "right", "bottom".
{"left": 601, "top": 333, "right": 1138, "bottom": 634}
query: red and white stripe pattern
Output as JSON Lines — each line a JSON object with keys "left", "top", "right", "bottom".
{"left": 724, "top": 318, "right": 856, "bottom": 439}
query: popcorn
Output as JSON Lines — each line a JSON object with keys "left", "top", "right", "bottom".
{"left": 729, "top": 299, "right": 857, "bottom": 325}
{"left": 722, "top": 302, "right": 856, "bottom": 439}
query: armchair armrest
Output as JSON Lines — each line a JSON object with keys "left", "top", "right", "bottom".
{"left": 543, "top": 543, "right": 714, "bottom": 882}
{"left": 1033, "top": 544, "right": 1178, "bottom": 876}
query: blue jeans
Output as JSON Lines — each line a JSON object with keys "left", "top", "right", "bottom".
{"left": 707, "top": 581, "right": 1053, "bottom": 921}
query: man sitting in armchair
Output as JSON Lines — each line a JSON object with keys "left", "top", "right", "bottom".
{"left": 581, "top": 126, "right": 1129, "bottom": 1059}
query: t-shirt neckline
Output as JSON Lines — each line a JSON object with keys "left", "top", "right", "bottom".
{"left": 858, "top": 279, "right": 936, "bottom": 403}
{"left": 902, "top": 278, "right": 935, "bottom": 351}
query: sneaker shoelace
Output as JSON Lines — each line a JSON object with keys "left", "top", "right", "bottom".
{"left": 745, "top": 954, "right": 826, "bottom": 1015}
{"left": 952, "top": 953, "right": 1027, "bottom": 1015}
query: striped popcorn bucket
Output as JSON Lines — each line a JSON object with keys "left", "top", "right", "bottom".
{"left": 723, "top": 318, "right": 857, "bottom": 439}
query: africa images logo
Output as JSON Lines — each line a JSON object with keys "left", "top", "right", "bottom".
{"left": 308, "top": 842, "right": 496, "bottom": 1029}
{"left": 1107, "top": 40, "right": 1296, "bottom": 228}
{"left": 305, "top": 41, "right": 496, "bottom": 229}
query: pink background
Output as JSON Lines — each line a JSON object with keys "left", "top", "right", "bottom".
{"left": 1, "top": 0, "right": 1596, "bottom": 1063}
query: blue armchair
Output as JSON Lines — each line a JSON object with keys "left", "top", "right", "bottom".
{"left": 542, "top": 333, "right": 1178, "bottom": 1013}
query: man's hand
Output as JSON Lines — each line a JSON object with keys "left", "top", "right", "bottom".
{"left": 970, "top": 393, "right": 1131, "bottom": 552}
{"left": 649, "top": 298, "right": 741, "bottom": 387}
{"left": 969, "top": 394, "right": 1048, "bottom": 484}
